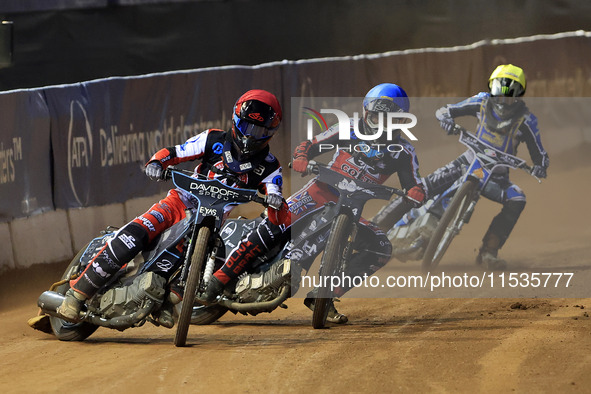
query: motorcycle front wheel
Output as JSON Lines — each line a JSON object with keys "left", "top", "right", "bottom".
{"left": 312, "top": 213, "right": 352, "bottom": 329}
{"left": 174, "top": 226, "right": 211, "bottom": 347}
{"left": 49, "top": 244, "right": 99, "bottom": 341}
{"left": 421, "top": 177, "right": 479, "bottom": 272}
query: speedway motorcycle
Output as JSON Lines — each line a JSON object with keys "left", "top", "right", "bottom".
{"left": 386, "top": 125, "right": 541, "bottom": 271}
{"left": 190, "top": 161, "right": 405, "bottom": 329}
{"left": 29, "top": 166, "right": 266, "bottom": 347}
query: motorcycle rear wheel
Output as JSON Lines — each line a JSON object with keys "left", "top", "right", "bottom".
{"left": 174, "top": 226, "right": 211, "bottom": 347}
{"left": 422, "top": 178, "right": 479, "bottom": 272}
{"left": 49, "top": 244, "right": 99, "bottom": 341}
{"left": 190, "top": 305, "right": 228, "bottom": 325}
{"left": 312, "top": 213, "right": 352, "bottom": 329}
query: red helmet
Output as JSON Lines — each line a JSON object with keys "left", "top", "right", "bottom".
{"left": 227, "top": 90, "right": 282, "bottom": 167}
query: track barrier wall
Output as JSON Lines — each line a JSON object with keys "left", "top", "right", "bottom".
{"left": 1, "top": 31, "right": 590, "bottom": 272}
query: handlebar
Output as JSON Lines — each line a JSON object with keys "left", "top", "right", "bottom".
{"left": 288, "top": 160, "right": 319, "bottom": 177}
{"left": 162, "top": 166, "right": 192, "bottom": 180}
{"left": 163, "top": 164, "right": 249, "bottom": 187}
{"left": 451, "top": 124, "right": 541, "bottom": 183}
{"left": 287, "top": 160, "right": 320, "bottom": 176}
{"left": 305, "top": 160, "right": 320, "bottom": 175}
{"left": 253, "top": 195, "right": 267, "bottom": 206}
{"left": 450, "top": 124, "right": 465, "bottom": 136}
{"left": 162, "top": 166, "right": 269, "bottom": 206}
{"left": 304, "top": 160, "right": 407, "bottom": 200}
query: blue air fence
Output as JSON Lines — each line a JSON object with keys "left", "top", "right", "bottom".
{"left": 1, "top": 31, "right": 591, "bottom": 274}
{"left": 47, "top": 66, "right": 284, "bottom": 210}
{"left": 3, "top": 30, "right": 591, "bottom": 218}
{"left": 46, "top": 77, "right": 181, "bottom": 208}
{"left": 0, "top": 64, "right": 284, "bottom": 221}
{"left": 0, "top": 90, "right": 52, "bottom": 220}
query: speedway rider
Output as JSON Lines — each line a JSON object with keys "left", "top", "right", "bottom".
{"left": 57, "top": 89, "right": 288, "bottom": 327}
{"left": 199, "top": 83, "right": 426, "bottom": 323}
{"left": 374, "top": 64, "right": 549, "bottom": 270}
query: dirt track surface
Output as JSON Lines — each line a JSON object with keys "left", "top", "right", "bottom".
{"left": 1, "top": 152, "right": 590, "bottom": 393}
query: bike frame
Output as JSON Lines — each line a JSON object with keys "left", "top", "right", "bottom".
{"left": 426, "top": 128, "right": 533, "bottom": 219}
{"left": 416, "top": 126, "right": 541, "bottom": 270}
{"left": 290, "top": 162, "right": 403, "bottom": 273}
{"left": 168, "top": 169, "right": 262, "bottom": 288}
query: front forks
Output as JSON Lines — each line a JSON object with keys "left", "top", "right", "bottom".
{"left": 178, "top": 224, "right": 201, "bottom": 289}
{"left": 340, "top": 223, "right": 357, "bottom": 274}
{"left": 201, "top": 237, "right": 222, "bottom": 290}
{"left": 459, "top": 195, "right": 480, "bottom": 227}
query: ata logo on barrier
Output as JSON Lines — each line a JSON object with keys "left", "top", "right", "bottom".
{"left": 67, "top": 100, "right": 93, "bottom": 206}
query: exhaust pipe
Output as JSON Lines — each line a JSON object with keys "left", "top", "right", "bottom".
{"left": 218, "top": 285, "right": 290, "bottom": 313}
{"left": 37, "top": 291, "right": 66, "bottom": 317}
{"left": 86, "top": 300, "right": 156, "bottom": 331}
{"left": 38, "top": 290, "right": 158, "bottom": 330}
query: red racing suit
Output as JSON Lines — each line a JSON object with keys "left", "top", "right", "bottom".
{"left": 70, "top": 128, "right": 286, "bottom": 299}
{"left": 133, "top": 128, "right": 285, "bottom": 242}
{"left": 214, "top": 118, "right": 424, "bottom": 297}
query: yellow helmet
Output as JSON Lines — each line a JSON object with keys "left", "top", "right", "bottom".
{"left": 488, "top": 64, "right": 526, "bottom": 97}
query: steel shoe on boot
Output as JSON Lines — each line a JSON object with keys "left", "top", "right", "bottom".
{"left": 153, "top": 303, "right": 174, "bottom": 328}
{"left": 195, "top": 276, "right": 224, "bottom": 306}
{"left": 153, "top": 291, "right": 182, "bottom": 329}
{"left": 153, "top": 308, "right": 174, "bottom": 328}
{"left": 476, "top": 232, "right": 507, "bottom": 271}
{"left": 478, "top": 251, "right": 507, "bottom": 271}
{"left": 57, "top": 288, "right": 87, "bottom": 322}
{"left": 304, "top": 293, "right": 348, "bottom": 324}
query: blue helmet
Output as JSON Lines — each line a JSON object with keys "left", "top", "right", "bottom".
{"left": 362, "top": 83, "right": 410, "bottom": 137}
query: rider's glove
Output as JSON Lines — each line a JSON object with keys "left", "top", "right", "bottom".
{"left": 440, "top": 116, "right": 456, "bottom": 135}
{"left": 292, "top": 157, "right": 309, "bottom": 174}
{"left": 531, "top": 165, "right": 547, "bottom": 179}
{"left": 292, "top": 140, "right": 312, "bottom": 174}
{"left": 435, "top": 107, "right": 456, "bottom": 135}
{"left": 265, "top": 193, "right": 284, "bottom": 210}
{"left": 267, "top": 199, "right": 291, "bottom": 227}
{"left": 405, "top": 185, "right": 426, "bottom": 207}
{"left": 145, "top": 162, "right": 164, "bottom": 181}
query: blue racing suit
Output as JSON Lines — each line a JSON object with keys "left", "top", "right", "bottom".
{"left": 425, "top": 92, "right": 549, "bottom": 252}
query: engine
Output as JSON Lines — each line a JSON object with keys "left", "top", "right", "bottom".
{"left": 234, "top": 259, "right": 291, "bottom": 303}
{"left": 388, "top": 206, "right": 439, "bottom": 262}
{"left": 94, "top": 272, "right": 167, "bottom": 319}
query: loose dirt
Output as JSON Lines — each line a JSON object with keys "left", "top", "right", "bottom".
{"left": 1, "top": 152, "right": 590, "bottom": 393}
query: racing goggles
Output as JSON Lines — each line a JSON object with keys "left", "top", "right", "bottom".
{"left": 232, "top": 113, "right": 278, "bottom": 140}
{"left": 365, "top": 102, "right": 405, "bottom": 129}
{"left": 489, "top": 78, "right": 525, "bottom": 98}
